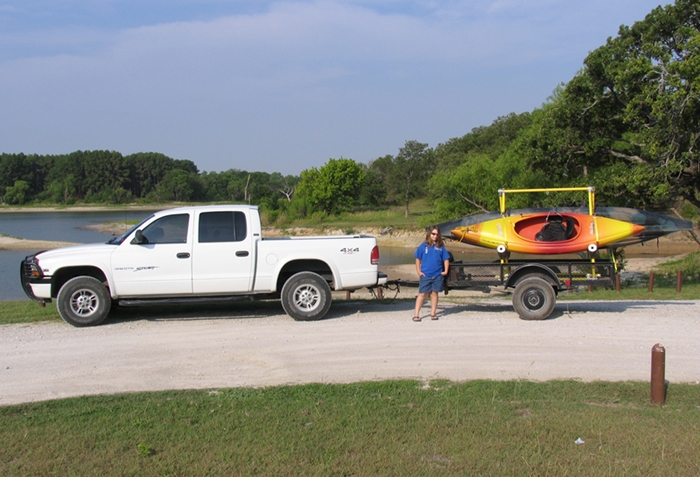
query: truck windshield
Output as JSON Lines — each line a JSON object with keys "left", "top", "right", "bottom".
{"left": 106, "top": 215, "right": 154, "bottom": 245}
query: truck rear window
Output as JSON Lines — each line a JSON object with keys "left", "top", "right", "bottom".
{"left": 198, "top": 211, "right": 247, "bottom": 243}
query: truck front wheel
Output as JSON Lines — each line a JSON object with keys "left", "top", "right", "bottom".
{"left": 281, "top": 272, "right": 332, "bottom": 321}
{"left": 512, "top": 276, "right": 556, "bottom": 321}
{"left": 57, "top": 276, "right": 112, "bottom": 327}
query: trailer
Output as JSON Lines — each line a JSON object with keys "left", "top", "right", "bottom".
{"left": 380, "top": 186, "right": 690, "bottom": 321}
{"left": 386, "top": 257, "right": 616, "bottom": 320}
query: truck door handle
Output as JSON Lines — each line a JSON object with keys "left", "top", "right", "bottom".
{"left": 235, "top": 251, "right": 249, "bottom": 257}
{"left": 177, "top": 252, "right": 190, "bottom": 259}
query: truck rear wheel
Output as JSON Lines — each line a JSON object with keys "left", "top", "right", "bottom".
{"left": 281, "top": 272, "right": 332, "bottom": 321}
{"left": 57, "top": 276, "right": 111, "bottom": 327}
{"left": 512, "top": 276, "right": 556, "bottom": 321}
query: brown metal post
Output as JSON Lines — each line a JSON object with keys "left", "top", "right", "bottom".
{"left": 651, "top": 343, "right": 666, "bottom": 404}
{"left": 676, "top": 270, "right": 682, "bottom": 293}
{"left": 615, "top": 274, "right": 621, "bottom": 293}
{"left": 377, "top": 286, "right": 383, "bottom": 299}
{"left": 648, "top": 272, "right": 655, "bottom": 292}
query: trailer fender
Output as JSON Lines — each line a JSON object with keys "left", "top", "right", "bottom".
{"left": 504, "top": 263, "right": 560, "bottom": 291}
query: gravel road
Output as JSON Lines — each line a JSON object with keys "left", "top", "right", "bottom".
{"left": 2, "top": 298, "right": 699, "bottom": 406}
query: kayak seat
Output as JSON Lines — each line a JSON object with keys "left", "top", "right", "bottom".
{"left": 535, "top": 216, "right": 577, "bottom": 242}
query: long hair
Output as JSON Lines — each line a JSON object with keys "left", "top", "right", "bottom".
{"left": 425, "top": 226, "right": 443, "bottom": 248}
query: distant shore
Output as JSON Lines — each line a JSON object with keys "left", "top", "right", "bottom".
{"left": 0, "top": 235, "right": 80, "bottom": 251}
{"left": 0, "top": 204, "right": 164, "bottom": 213}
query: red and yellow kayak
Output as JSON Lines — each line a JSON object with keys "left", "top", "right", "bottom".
{"left": 450, "top": 212, "right": 644, "bottom": 254}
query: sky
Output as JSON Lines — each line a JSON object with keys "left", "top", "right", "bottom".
{"left": 0, "top": 0, "right": 670, "bottom": 175}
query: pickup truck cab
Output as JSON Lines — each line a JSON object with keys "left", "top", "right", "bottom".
{"left": 21, "top": 205, "right": 386, "bottom": 326}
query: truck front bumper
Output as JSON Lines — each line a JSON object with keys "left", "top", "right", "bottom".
{"left": 20, "top": 255, "right": 52, "bottom": 303}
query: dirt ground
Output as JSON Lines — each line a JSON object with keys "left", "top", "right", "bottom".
{"left": 2, "top": 298, "right": 699, "bottom": 406}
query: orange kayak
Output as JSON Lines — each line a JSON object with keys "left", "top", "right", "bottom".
{"left": 440, "top": 209, "right": 660, "bottom": 255}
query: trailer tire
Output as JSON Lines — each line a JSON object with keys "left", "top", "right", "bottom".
{"left": 512, "top": 276, "right": 556, "bottom": 321}
{"left": 57, "top": 276, "right": 111, "bottom": 327}
{"left": 281, "top": 271, "right": 332, "bottom": 321}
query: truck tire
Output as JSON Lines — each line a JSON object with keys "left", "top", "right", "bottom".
{"left": 512, "top": 276, "right": 556, "bottom": 321}
{"left": 281, "top": 271, "right": 332, "bottom": 321}
{"left": 57, "top": 276, "right": 111, "bottom": 327}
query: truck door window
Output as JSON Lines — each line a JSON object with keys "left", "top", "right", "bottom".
{"left": 199, "top": 211, "right": 247, "bottom": 243}
{"left": 142, "top": 214, "right": 189, "bottom": 244}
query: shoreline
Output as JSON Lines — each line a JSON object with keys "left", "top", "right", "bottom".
{"left": 0, "top": 204, "right": 166, "bottom": 213}
{"left": 0, "top": 236, "right": 80, "bottom": 251}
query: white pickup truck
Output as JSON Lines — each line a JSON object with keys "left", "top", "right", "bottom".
{"left": 21, "top": 205, "right": 387, "bottom": 326}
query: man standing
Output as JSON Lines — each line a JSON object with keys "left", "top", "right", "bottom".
{"left": 412, "top": 226, "right": 450, "bottom": 321}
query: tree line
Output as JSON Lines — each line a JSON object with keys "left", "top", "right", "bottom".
{"left": 3, "top": 0, "right": 699, "bottom": 224}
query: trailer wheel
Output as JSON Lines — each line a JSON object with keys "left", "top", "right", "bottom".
{"left": 57, "top": 276, "right": 111, "bottom": 327}
{"left": 512, "top": 276, "right": 556, "bottom": 321}
{"left": 281, "top": 271, "right": 332, "bottom": 321}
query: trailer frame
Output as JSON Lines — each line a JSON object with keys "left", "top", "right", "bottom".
{"left": 386, "top": 257, "right": 617, "bottom": 320}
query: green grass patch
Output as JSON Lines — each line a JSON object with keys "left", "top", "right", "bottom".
{"left": 0, "top": 299, "right": 292, "bottom": 326}
{"left": 557, "top": 282, "right": 700, "bottom": 301}
{"left": 0, "top": 301, "right": 62, "bottom": 325}
{"left": 1, "top": 380, "right": 699, "bottom": 476}
{"left": 654, "top": 251, "right": 700, "bottom": 276}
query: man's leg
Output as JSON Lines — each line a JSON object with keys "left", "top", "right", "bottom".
{"left": 414, "top": 293, "right": 426, "bottom": 318}
{"left": 430, "top": 291, "right": 439, "bottom": 317}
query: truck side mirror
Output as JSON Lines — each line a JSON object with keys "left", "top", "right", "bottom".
{"left": 131, "top": 230, "right": 149, "bottom": 245}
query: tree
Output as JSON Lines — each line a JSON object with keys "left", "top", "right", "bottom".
{"left": 523, "top": 0, "right": 700, "bottom": 207}
{"left": 389, "top": 140, "right": 435, "bottom": 218}
{"left": 428, "top": 149, "right": 545, "bottom": 221}
{"left": 0, "top": 153, "right": 41, "bottom": 200}
{"left": 296, "top": 158, "right": 365, "bottom": 216}
{"left": 268, "top": 172, "right": 298, "bottom": 203}
{"left": 47, "top": 174, "right": 77, "bottom": 204}
{"left": 127, "top": 152, "right": 177, "bottom": 198}
{"left": 81, "top": 151, "right": 129, "bottom": 199}
{"left": 156, "top": 169, "right": 195, "bottom": 202}
{"left": 434, "top": 113, "right": 533, "bottom": 172}
{"left": 5, "top": 180, "right": 30, "bottom": 205}
{"left": 359, "top": 155, "right": 394, "bottom": 207}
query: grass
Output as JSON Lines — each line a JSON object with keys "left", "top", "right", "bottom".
{"left": 556, "top": 251, "right": 700, "bottom": 301}
{"left": 0, "top": 299, "right": 288, "bottom": 326}
{"left": 0, "top": 301, "right": 62, "bottom": 325}
{"left": 556, "top": 282, "right": 700, "bottom": 301}
{"left": 654, "top": 251, "right": 700, "bottom": 275}
{"left": 1, "top": 380, "right": 699, "bottom": 476}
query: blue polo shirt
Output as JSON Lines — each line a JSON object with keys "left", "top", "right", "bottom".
{"left": 414, "top": 242, "right": 450, "bottom": 277}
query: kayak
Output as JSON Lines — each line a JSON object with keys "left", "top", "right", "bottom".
{"left": 437, "top": 207, "right": 692, "bottom": 254}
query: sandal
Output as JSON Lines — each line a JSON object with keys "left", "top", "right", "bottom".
{"left": 412, "top": 316, "right": 421, "bottom": 322}
{"left": 431, "top": 315, "right": 439, "bottom": 320}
